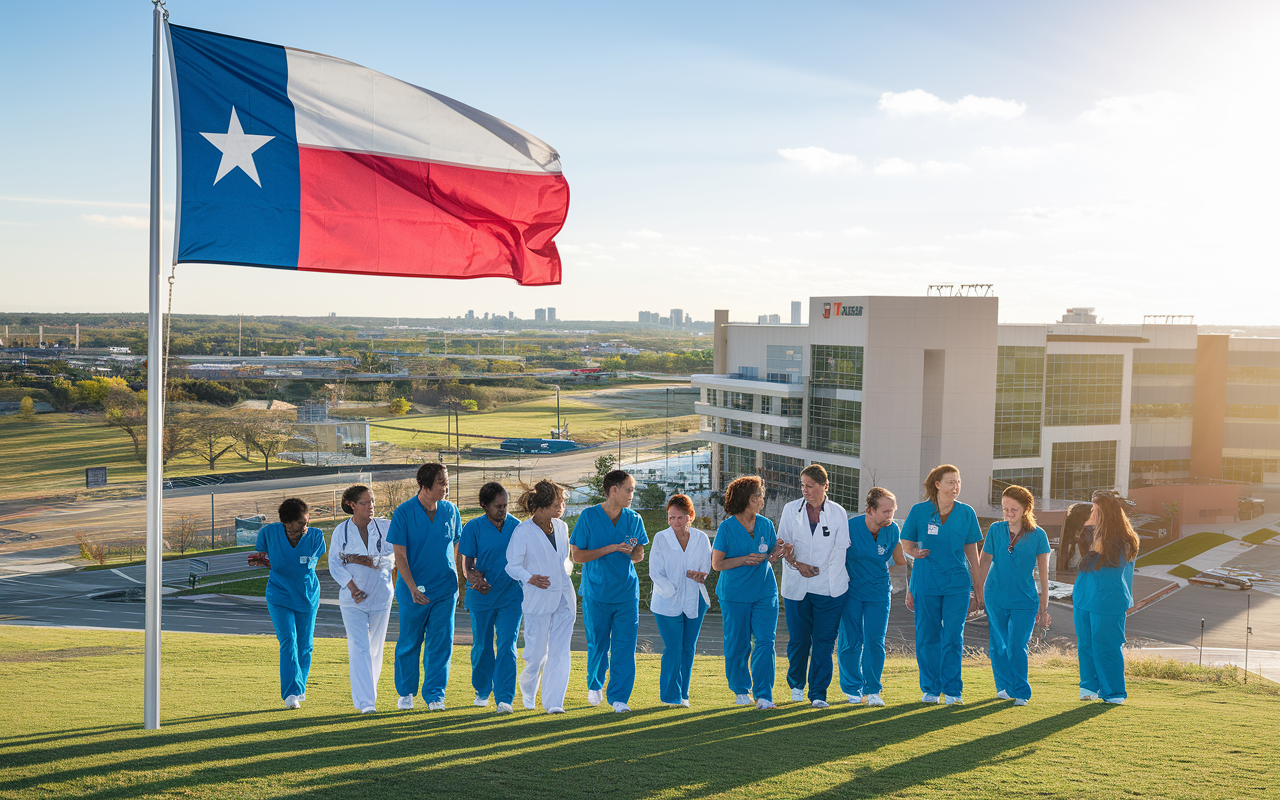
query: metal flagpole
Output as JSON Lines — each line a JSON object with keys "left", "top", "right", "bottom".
{"left": 144, "top": 0, "right": 168, "bottom": 731}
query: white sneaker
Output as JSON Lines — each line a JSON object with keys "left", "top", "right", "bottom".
{"left": 474, "top": 694, "right": 490, "bottom": 707}
{"left": 547, "top": 707, "right": 565, "bottom": 714}
{"left": 680, "top": 699, "right": 690, "bottom": 708}
{"left": 612, "top": 702, "right": 631, "bottom": 713}
{"left": 495, "top": 702, "right": 513, "bottom": 714}
{"left": 996, "top": 690, "right": 1011, "bottom": 700}
{"left": 866, "top": 693, "right": 885, "bottom": 707}
{"left": 360, "top": 706, "right": 376, "bottom": 714}
{"left": 1013, "top": 698, "right": 1028, "bottom": 706}
{"left": 1079, "top": 689, "right": 1099, "bottom": 701}
{"left": 846, "top": 693, "right": 862, "bottom": 704}
{"left": 427, "top": 701, "right": 445, "bottom": 712}
{"left": 284, "top": 695, "right": 301, "bottom": 710}
{"left": 735, "top": 693, "right": 753, "bottom": 705}
{"left": 756, "top": 698, "right": 776, "bottom": 710}
{"left": 587, "top": 689, "right": 603, "bottom": 706}
{"left": 297, "top": 693, "right": 306, "bottom": 703}
{"left": 943, "top": 695, "right": 964, "bottom": 705}
{"left": 791, "top": 688, "right": 804, "bottom": 702}
{"left": 811, "top": 699, "right": 829, "bottom": 708}
{"left": 397, "top": 695, "right": 415, "bottom": 710}
{"left": 1104, "top": 697, "right": 1125, "bottom": 705}
{"left": 922, "top": 693, "right": 940, "bottom": 703}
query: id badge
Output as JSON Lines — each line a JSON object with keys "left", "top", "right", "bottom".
{"left": 299, "top": 556, "right": 309, "bottom": 564}
{"left": 822, "top": 525, "right": 831, "bottom": 537}
{"left": 927, "top": 523, "right": 940, "bottom": 537}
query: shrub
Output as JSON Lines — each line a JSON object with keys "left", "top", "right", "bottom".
{"left": 388, "top": 397, "right": 412, "bottom": 415}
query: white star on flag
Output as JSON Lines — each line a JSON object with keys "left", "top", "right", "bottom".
{"left": 199, "top": 108, "right": 275, "bottom": 187}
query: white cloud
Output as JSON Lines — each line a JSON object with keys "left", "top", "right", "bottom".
{"left": 618, "top": 242, "right": 639, "bottom": 250}
{"left": 843, "top": 226, "right": 873, "bottom": 237}
{"left": 977, "top": 143, "right": 1075, "bottom": 160}
{"left": 873, "top": 158, "right": 969, "bottom": 175}
{"left": 630, "top": 229, "right": 663, "bottom": 238}
{"left": 83, "top": 214, "right": 148, "bottom": 229}
{"left": 878, "top": 89, "right": 1026, "bottom": 120}
{"left": 795, "top": 231, "right": 824, "bottom": 239}
{"left": 948, "top": 229, "right": 1016, "bottom": 241}
{"left": 1079, "top": 91, "right": 1188, "bottom": 125}
{"left": 778, "top": 146, "right": 863, "bottom": 172}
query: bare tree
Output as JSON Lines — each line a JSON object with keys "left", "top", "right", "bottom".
{"left": 104, "top": 391, "right": 146, "bottom": 463}
{"left": 167, "top": 514, "right": 201, "bottom": 555}
{"left": 162, "top": 409, "right": 201, "bottom": 465}
{"left": 192, "top": 412, "right": 237, "bottom": 471}
{"left": 231, "top": 413, "right": 293, "bottom": 471}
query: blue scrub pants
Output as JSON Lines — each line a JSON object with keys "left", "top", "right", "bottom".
{"left": 914, "top": 592, "right": 970, "bottom": 698}
{"left": 394, "top": 590, "right": 458, "bottom": 702}
{"left": 468, "top": 601, "right": 523, "bottom": 706}
{"left": 653, "top": 599, "right": 708, "bottom": 705}
{"left": 583, "top": 598, "right": 640, "bottom": 704}
{"left": 721, "top": 596, "right": 778, "bottom": 701}
{"left": 987, "top": 602, "right": 1037, "bottom": 701}
{"left": 839, "top": 595, "right": 891, "bottom": 696}
{"left": 267, "top": 601, "right": 317, "bottom": 700}
{"left": 784, "top": 593, "right": 844, "bottom": 701}
{"left": 1074, "top": 607, "right": 1127, "bottom": 701}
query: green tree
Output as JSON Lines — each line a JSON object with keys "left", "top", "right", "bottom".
{"left": 388, "top": 397, "right": 412, "bottom": 415}
{"left": 583, "top": 454, "right": 618, "bottom": 503}
{"left": 18, "top": 396, "right": 34, "bottom": 420}
{"left": 637, "top": 481, "right": 667, "bottom": 509}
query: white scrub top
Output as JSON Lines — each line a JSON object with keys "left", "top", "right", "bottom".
{"left": 328, "top": 517, "right": 395, "bottom": 611}
{"left": 648, "top": 526, "right": 712, "bottom": 618}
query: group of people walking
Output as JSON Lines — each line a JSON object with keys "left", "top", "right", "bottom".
{"left": 249, "top": 460, "right": 1139, "bottom": 714}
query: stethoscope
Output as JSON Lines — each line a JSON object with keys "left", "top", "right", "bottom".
{"left": 343, "top": 518, "right": 385, "bottom": 553}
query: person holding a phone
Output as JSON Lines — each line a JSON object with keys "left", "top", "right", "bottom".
{"left": 570, "top": 470, "right": 649, "bottom": 713}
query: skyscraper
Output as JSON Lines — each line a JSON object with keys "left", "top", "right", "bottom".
{"left": 547, "top": 307, "right": 557, "bottom": 321}
{"left": 791, "top": 301, "right": 801, "bottom": 325}
{"left": 670, "top": 308, "right": 683, "bottom": 329}
{"left": 535, "top": 308, "right": 547, "bottom": 321}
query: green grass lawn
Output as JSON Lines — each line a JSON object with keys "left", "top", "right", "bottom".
{"left": 0, "top": 628, "right": 1276, "bottom": 799}
{"left": 1168, "top": 564, "right": 1201, "bottom": 580}
{"left": 1135, "top": 531, "right": 1234, "bottom": 567}
{"left": 1242, "top": 527, "right": 1280, "bottom": 546}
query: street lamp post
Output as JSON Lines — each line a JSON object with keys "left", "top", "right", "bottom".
{"left": 552, "top": 384, "right": 561, "bottom": 438}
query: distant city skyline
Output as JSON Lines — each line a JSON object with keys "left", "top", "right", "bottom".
{"left": 1, "top": 1, "right": 1276, "bottom": 324}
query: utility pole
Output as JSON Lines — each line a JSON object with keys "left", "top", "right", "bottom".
{"left": 665, "top": 387, "right": 670, "bottom": 483}
{"left": 238, "top": 314, "right": 242, "bottom": 357}
{"left": 618, "top": 425, "right": 623, "bottom": 466}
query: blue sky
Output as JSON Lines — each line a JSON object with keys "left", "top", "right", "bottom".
{"left": 2, "top": 0, "right": 1276, "bottom": 324}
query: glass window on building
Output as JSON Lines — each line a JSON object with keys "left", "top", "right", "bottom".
{"left": 1221, "top": 457, "right": 1280, "bottom": 484}
{"left": 766, "top": 345, "right": 804, "bottom": 384}
{"left": 808, "top": 395, "right": 861, "bottom": 457}
{"left": 780, "top": 398, "right": 804, "bottom": 417}
{"left": 1226, "top": 404, "right": 1280, "bottom": 420}
{"left": 816, "top": 462, "right": 859, "bottom": 511}
{"left": 1130, "top": 459, "right": 1190, "bottom": 488}
{"left": 994, "top": 346, "right": 1044, "bottom": 459}
{"left": 1044, "top": 354, "right": 1124, "bottom": 426}
{"left": 990, "top": 468, "right": 1045, "bottom": 506}
{"left": 1131, "top": 403, "right": 1194, "bottom": 419}
{"left": 725, "top": 418, "right": 753, "bottom": 439}
{"left": 706, "top": 388, "right": 718, "bottom": 406}
{"left": 811, "top": 344, "right": 864, "bottom": 390}
{"left": 1050, "top": 441, "right": 1118, "bottom": 501}
{"left": 780, "top": 425, "right": 802, "bottom": 446}
{"left": 720, "top": 444, "right": 757, "bottom": 489}
{"left": 725, "top": 391, "right": 754, "bottom": 411}
{"left": 759, "top": 424, "right": 774, "bottom": 443}
{"left": 761, "top": 452, "right": 804, "bottom": 501}
{"left": 759, "top": 395, "right": 773, "bottom": 415}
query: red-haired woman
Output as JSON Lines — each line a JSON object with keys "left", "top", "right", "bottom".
{"left": 1073, "top": 490, "right": 1140, "bottom": 704}
{"left": 978, "top": 485, "right": 1051, "bottom": 706}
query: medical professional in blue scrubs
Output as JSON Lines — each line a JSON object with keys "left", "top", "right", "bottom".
{"left": 978, "top": 485, "right": 1051, "bottom": 706}
{"left": 388, "top": 463, "right": 463, "bottom": 712}
{"left": 901, "top": 464, "right": 984, "bottom": 705}
{"left": 776, "top": 464, "right": 850, "bottom": 708}
{"left": 570, "top": 470, "right": 649, "bottom": 713}
{"left": 249, "top": 497, "right": 325, "bottom": 709}
{"left": 459, "top": 482, "right": 523, "bottom": 714}
{"left": 1073, "top": 490, "right": 1139, "bottom": 704}
{"left": 839, "top": 487, "right": 910, "bottom": 707}
{"left": 712, "top": 475, "right": 791, "bottom": 710}
{"left": 648, "top": 493, "right": 713, "bottom": 707}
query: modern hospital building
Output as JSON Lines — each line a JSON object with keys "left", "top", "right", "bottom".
{"left": 692, "top": 296, "right": 1280, "bottom": 522}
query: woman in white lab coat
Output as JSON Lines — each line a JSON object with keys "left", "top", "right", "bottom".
{"left": 328, "top": 484, "right": 395, "bottom": 713}
{"left": 649, "top": 494, "right": 713, "bottom": 707}
{"left": 504, "top": 479, "right": 576, "bottom": 714}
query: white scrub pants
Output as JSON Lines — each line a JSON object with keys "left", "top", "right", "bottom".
{"left": 519, "top": 593, "right": 576, "bottom": 711}
{"left": 340, "top": 602, "right": 393, "bottom": 711}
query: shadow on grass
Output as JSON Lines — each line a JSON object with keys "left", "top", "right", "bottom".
{"left": 0, "top": 697, "right": 1108, "bottom": 799}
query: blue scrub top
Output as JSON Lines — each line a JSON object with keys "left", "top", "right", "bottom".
{"left": 256, "top": 522, "right": 325, "bottom": 612}
{"left": 459, "top": 513, "right": 522, "bottom": 611}
{"left": 846, "top": 515, "right": 901, "bottom": 602}
{"left": 570, "top": 504, "right": 649, "bottom": 604}
{"left": 1074, "top": 554, "right": 1134, "bottom": 615}
{"left": 387, "top": 496, "right": 462, "bottom": 601}
{"left": 712, "top": 514, "right": 779, "bottom": 603}
{"left": 902, "top": 500, "right": 982, "bottom": 596}
{"left": 982, "top": 521, "right": 1051, "bottom": 610}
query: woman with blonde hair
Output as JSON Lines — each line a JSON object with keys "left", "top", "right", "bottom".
{"left": 900, "top": 464, "right": 983, "bottom": 705}
{"left": 1074, "top": 490, "right": 1140, "bottom": 704}
{"left": 978, "top": 484, "right": 1051, "bottom": 706}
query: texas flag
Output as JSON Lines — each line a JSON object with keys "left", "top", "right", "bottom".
{"left": 167, "top": 25, "right": 568, "bottom": 285}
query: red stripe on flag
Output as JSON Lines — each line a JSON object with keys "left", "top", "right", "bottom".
{"left": 296, "top": 147, "right": 567, "bottom": 285}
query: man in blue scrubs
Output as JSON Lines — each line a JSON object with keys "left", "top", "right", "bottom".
{"left": 570, "top": 470, "right": 648, "bottom": 712}
{"left": 389, "top": 463, "right": 463, "bottom": 711}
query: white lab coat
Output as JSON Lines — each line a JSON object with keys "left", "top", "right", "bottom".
{"left": 648, "top": 527, "right": 712, "bottom": 618}
{"left": 328, "top": 517, "right": 395, "bottom": 711}
{"left": 776, "top": 498, "right": 851, "bottom": 601}
{"left": 504, "top": 517, "right": 576, "bottom": 711}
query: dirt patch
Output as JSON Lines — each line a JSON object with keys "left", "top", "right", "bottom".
{"left": 0, "top": 646, "right": 142, "bottom": 663}
{"left": 0, "top": 529, "right": 39, "bottom": 545}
